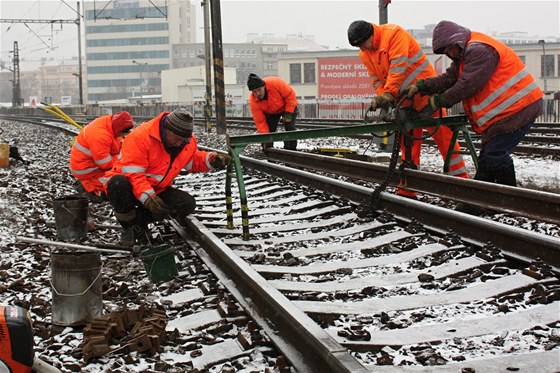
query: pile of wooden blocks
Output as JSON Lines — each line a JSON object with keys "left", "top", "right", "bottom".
{"left": 82, "top": 306, "right": 167, "bottom": 362}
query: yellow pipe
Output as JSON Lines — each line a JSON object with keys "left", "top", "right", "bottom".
{"left": 40, "top": 102, "right": 82, "bottom": 130}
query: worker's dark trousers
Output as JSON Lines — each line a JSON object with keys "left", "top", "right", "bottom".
{"left": 106, "top": 175, "right": 196, "bottom": 225}
{"left": 266, "top": 108, "right": 298, "bottom": 150}
{"left": 476, "top": 121, "right": 533, "bottom": 186}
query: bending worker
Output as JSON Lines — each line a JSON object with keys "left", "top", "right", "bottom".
{"left": 247, "top": 73, "right": 298, "bottom": 152}
{"left": 69, "top": 111, "right": 134, "bottom": 202}
{"left": 347, "top": 20, "right": 469, "bottom": 198}
{"left": 104, "top": 107, "right": 231, "bottom": 246}
{"left": 405, "top": 20, "right": 542, "bottom": 187}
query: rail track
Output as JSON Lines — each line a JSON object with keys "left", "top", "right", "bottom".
{"left": 1, "top": 117, "right": 559, "bottom": 372}
{"left": 1, "top": 113, "right": 559, "bottom": 157}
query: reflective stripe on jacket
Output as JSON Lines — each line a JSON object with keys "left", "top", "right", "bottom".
{"left": 249, "top": 77, "right": 298, "bottom": 133}
{"left": 460, "top": 32, "right": 543, "bottom": 133}
{"left": 69, "top": 114, "right": 121, "bottom": 192}
{"left": 358, "top": 23, "right": 435, "bottom": 111}
{"left": 107, "top": 112, "right": 212, "bottom": 203}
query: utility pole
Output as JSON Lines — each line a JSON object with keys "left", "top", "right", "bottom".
{"left": 210, "top": 0, "right": 226, "bottom": 134}
{"left": 12, "top": 41, "right": 22, "bottom": 107}
{"left": 0, "top": 16, "right": 84, "bottom": 106}
{"left": 76, "top": 1, "right": 84, "bottom": 105}
{"left": 202, "top": 0, "right": 213, "bottom": 133}
{"left": 379, "top": 0, "right": 390, "bottom": 24}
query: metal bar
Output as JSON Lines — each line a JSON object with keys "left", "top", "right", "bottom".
{"left": 16, "top": 236, "right": 131, "bottom": 254}
{"left": 228, "top": 116, "right": 468, "bottom": 146}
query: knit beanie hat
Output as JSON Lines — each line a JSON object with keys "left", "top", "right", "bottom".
{"left": 247, "top": 73, "right": 265, "bottom": 91}
{"left": 164, "top": 107, "right": 194, "bottom": 137}
{"left": 111, "top": 111, "right": 134, "bottom": 134}
{"left": 347, "top": 20, "right": 374, "bottom": 47}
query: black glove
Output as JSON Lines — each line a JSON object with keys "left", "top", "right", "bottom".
{"left": 209, "top": 153, "right": 231, "bottom": 170}
{"left": 369, "top": 93, "right": 394, "bottom": 111}
{"left": 282, "top": 112, "right": 293, "bottom": 123}
{"left": 144, "top": 195, "right": 170, "bottom": 220}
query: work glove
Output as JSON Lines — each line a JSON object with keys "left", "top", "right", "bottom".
{"left": 261, "top": 142, "right": 273, "bottom": 153}
{"left": 404, "top": 80, "right": 428, "bottom": 98}
{"left": 209, "top": 153, "right": 231, "bottom": 170}
{"left": 281, "top": 112, "right": 293, "bottom": 123}
{"left": 368, "top": 93, "right": 394, "bottom": 111}
{"left": 144, "top": 195, "right": 170, "bottom": 220}
{"left": 428, "top": 94, "right": 444, "bottom": 111}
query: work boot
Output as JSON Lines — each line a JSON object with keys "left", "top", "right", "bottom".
{"left": 119, "top": 225, "right": 147, "bottom": 247}
{"left": 115, "top": 210, "right": 147, "bottom": 247}
{"left": 495, "top": 164, "right": 516, "bottom": 187}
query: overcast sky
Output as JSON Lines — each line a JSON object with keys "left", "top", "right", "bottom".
{"left": 1, "top": 0, "right": 558, "bottom": 69}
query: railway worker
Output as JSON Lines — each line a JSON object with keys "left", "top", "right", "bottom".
{"left": 104, "top": 107, "right": 231, "bottom": 246}
{"left": 69, "top": 111, "right": 134, "bottom": 202}
{"left": 404, "top": 20, "right": 543, "bottom": 188}
{"left": 347, "top": 20, "right": 469, "bottom": 199}
{"left": 247, "top": 73, "right": 299, "bottom": 152}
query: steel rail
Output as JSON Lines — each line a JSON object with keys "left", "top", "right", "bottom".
{"left": 239, "top": 155, "right": 560, "bottom": 269}
{"left": 265, "top": 149, "right": 560, "bottom": 225}
{"left": 172, "top": 220, "right": 370, "bottom": 373}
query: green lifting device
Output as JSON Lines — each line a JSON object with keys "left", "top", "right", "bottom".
{"left": 226, "top": 115, "right": 478, "bottom": 240}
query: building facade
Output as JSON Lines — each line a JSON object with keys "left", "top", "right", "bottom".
{"left": 83, "top": 0, "right": 196, "bottom": 103}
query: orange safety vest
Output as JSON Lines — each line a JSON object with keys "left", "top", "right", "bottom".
{"left": 460, "top": 32, "right": 543, "bottom": 134}
{"left": 359, "top": 23, "right": 434, "bottom": 110}
{"left": 106, "top": 112, "right": 212, "bottom": 203}
{"left": 249, "top": 77, "right": 298, "bottom": 133}
{"left": 69, "top": 115, "right": 121, "bottom": 193}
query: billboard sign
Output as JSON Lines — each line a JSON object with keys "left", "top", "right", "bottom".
{"left": 318, "top": 57, "right": 372, "bottom": 101}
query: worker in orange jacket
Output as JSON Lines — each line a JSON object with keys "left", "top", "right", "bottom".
{"left": 104, "top": 107, "right": 231, "bottom": 246}
{"left": 347, "top": 20, "right": 469, "bottom": 198}
{"left": 69, "top": 111, "right": 134, "bottom": 202}
{"left": 248, "top": 73, "right": 298, "bottom": 151}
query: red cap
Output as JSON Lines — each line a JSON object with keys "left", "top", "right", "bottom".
{"left": 111, "top": 111, "right": 134, "bottom": 134}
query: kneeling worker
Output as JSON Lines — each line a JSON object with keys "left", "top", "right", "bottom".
{"left": 104, "top": 107, "right": 231, "bottom": 246}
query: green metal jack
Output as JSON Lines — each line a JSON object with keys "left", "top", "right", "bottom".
{"left": 226, "top": 115, "right": 478, "bottom": 240}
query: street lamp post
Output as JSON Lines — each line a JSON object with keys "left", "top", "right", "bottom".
{"left": 132, "top": 60, "right": 148, "bottom": 100}
{"left": 538, "top": 40, "right": 548, "bottom": 93}
{"left": 538, "top": 40, "right": 548, "bottom": 120}
{"left": 72, "top": 73, "right": 83, "bottom": 105}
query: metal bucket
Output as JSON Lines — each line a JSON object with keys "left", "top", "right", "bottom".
{"left": 50, "top": 251, "right": 102, "bottom": 326}
{"left": 53, "top": 195, "right": 89, "bottom": 242}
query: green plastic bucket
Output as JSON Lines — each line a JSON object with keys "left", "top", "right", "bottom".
{"left": 140, "top": 245, "right": 178, "bottom": 283}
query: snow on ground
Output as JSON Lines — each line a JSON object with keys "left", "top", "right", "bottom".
{"left": 0, "top": 119, "right": 558, "bottom": 372}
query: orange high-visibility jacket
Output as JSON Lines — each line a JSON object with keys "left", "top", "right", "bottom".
{"left": 249, "top": 77, "right": 298, "bottom": 133}
{"left": 460, "top": 32, "right": 543, "bottom": 134}
{"left": 107, "top": 112, "right": 213, "bottom": 203}
{"left": 69, "top": 114, "right": 121, "bottom": 193}
{"left": 359, "top": 23, "right": 435, "bottom": 110}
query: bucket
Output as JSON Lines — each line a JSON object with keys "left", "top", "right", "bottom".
{"left": 140, "top": 245, "right": 178, "bottom": 283}
{"left": 0, "top": 143, "right": 9, "bottom": 168}
{"left": 50, "top": 251, "right": 102, "bottom": 326}
{"left": 53, "top": 195, "right": 89, "bottom": 242}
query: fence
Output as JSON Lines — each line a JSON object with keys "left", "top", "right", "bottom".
{"left": 1, "top": 95, "right": 558, "bottom": 123}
